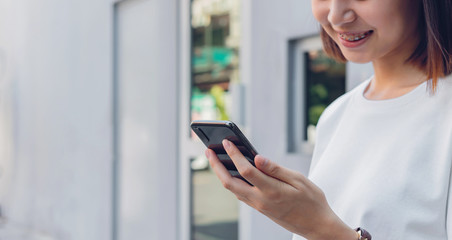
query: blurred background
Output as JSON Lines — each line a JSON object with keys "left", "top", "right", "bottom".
{"left": 0, "top": 0, "right": 373, "bottom": 239}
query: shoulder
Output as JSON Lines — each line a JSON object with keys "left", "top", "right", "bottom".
{"left": 433, "top": 74, "right": 452, "bottom": 139}
{"left": 438, "top": 74, "right": 452, "bottom": 95}
{"left": 308, "top": 80, "right": 367, "bottom": 173}
{"left": 437, "top": 74, "right": 452, "bottom": 93}
{"left": 317, "top": 80, "right": 368, "bottom": 127}
{"left": 434, "top": 74, "right": 452, "bottom": 112}
{"left": 311, "top": 79, "right": 367, "bottom": 150}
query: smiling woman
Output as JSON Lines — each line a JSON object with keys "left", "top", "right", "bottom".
{"left": 204, "top": 0, "right": 452, "bottom": 239}
{"left": 314, "top": 0, "right": 423, "bottom": 64}
{"left": 316, "top": 0, "right": 452, "bottom": 92}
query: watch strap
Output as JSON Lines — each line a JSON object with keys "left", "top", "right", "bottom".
{"left": 355, "top": 227, "right": 372, "bottom": 240}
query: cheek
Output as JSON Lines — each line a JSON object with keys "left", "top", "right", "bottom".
{"left": 369, "top": 11, "right": 406, "bottom": 44}
{"left": 311, "top": 1, "right": 329, "bottom": 25}
{"left": 362, "top": 1, "right": 409, "bottom": 38}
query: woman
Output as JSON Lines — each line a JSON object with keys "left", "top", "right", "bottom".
{"left": 205, "top": 0, "right": 452, "bottom": 239}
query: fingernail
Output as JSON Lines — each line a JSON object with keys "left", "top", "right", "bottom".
{"left": 258, "top": 155, "right": 268, "bottom": 167}
{"left": 205, "top": 150, "right": 211, "bottom": 158}
{"left": 223, "top": 139, "right": 231, "bottom": 149}
{"left": 261, "top": 156, "right": 268, "bottom": 167}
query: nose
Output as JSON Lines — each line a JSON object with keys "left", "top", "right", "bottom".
{"left": 327, "top": 0, "right": 356, "bottom": 27}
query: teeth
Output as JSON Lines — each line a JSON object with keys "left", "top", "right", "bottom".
{"left": 340, "top": 31, "right": 371, "bottom": 42}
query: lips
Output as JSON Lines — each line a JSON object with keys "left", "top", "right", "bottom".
{"left": 336, "top": 30, "right": 374, "bottom": 48}
{"left": 339, "top": 30, "right": 374, "bottom": 42}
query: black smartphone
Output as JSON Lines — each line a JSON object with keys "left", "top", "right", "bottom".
{"left": 191, "top": 120, "right": 258, "bottom": 181}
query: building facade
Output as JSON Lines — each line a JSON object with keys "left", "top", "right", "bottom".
{"left": 0, "top": 0, "right": 373, "bottom": 239}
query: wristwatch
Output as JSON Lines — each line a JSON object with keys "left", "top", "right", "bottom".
{"left": 355, "top": 227, "right": 372, "bottom": 240}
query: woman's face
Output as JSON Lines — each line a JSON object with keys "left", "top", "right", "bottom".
{"left": 311, "top": 0, "right": 421, "bottom": 64}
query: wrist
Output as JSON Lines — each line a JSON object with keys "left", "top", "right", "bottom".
{"left": 307, "top": 215, "right": 357, "bottom": 240}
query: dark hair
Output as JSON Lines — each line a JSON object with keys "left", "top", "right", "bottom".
{"left": 321, "top": 0, "right": 452, "bottom": 91}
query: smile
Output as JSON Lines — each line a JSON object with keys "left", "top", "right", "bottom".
{"left": 339, "top": 30, "right": 374, "bottom": 42}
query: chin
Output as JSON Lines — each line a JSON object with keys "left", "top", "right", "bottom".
{"left": 342, "top": 53, "right": 373, "bottom": 64}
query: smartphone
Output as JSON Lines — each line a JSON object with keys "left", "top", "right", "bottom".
{"left": 191, "top": 120, "right": 258, "bottom": 181}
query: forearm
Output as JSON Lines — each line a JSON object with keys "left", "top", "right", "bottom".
{"left": 310, "top": 223, "right": 357, "bottom": 240}
{"left": 299, "top": 214, "right": 357, "bottom": 240}
{"left": 207, "top": 142, "right": 361, "bottom": 240}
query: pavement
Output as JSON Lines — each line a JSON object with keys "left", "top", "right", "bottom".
{"left": 191, "top": 167, "right": 239, "bottom": 240}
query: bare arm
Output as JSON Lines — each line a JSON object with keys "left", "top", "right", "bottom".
{"left": 205, "top": 139, "right": 358, "bottom": 240}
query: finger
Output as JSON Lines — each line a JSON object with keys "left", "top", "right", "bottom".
{"left": 222, "top": 139, "right": 272, "bottom": 187}
{"left": 254, "top": 155, "right": 306, "bottom": 187}
{"left": 205, "top": 149, "right": 254, "bottom": 196}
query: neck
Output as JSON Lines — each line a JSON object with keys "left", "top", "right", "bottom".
{"left": 365, "top": 58, "right": 427, "bottom": 100}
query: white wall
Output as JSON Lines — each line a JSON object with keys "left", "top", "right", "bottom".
{"left": 114, "top": 0, "right": 178, "bottom": 239}
{"left": 240, "top": 1, "right": 319, "bottom": 239}
{"left": 0, "top": 0, "right": 179, "bottom": 239}
{"left": 0, "top": 1, "right": 114, "bottom": 239}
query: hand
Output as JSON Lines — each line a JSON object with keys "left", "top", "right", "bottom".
{"left": 205, "top": 139, "right": 357, "bottom": 240}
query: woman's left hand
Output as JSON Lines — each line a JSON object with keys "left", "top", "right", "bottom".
{"left": 205, "top": 139, "right": 356, "bottom": 240}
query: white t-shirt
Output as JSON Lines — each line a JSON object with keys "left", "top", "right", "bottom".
{"left": 293, "top": 75, "right": 452, "bottom": 240}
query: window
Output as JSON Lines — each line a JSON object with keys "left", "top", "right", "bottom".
{"left": 304, "top": 50, "right": 346, "bottom": 142}
{"left": 288, "top": 36, "right": 346, "bottom": 153}
{"left": 190, "top": 1, "right": 240, "bottom": 125}
{"left": 189, "top": 1, "right": 241, "bottom": 239}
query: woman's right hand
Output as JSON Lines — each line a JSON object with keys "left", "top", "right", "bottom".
{"left": 205, "top": 139, "right": 357, "bottom": 240}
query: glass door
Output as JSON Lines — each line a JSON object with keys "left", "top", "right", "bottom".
{"left": 180, "top": 0, "right": 242, "bottom": 239}
{"left": 190, "top": 1, "right": 241, "bottom": 239}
